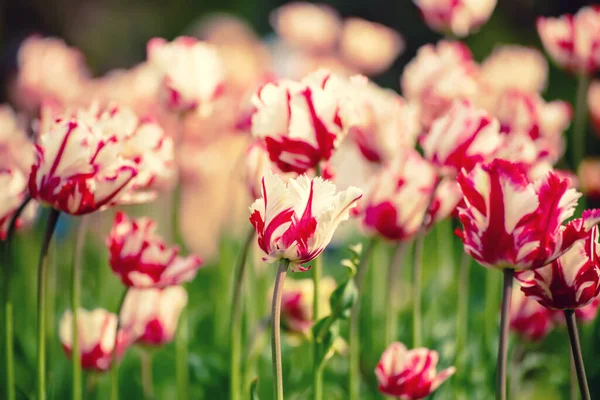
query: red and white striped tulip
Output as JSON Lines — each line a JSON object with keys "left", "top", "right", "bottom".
{"left": 59, "top": 308, "right": 132, "bottom": 372}
{"left": 249, "top": 170, "right": 362, "bottom": 270}
{"left": 510, "top": 288, "right": 555, "bottom": 342}
{"left": 401, "top": 41, "right": 479, "bottom": 128}
{"left": 245, "top": 141, "right": 290, "bottom": 200}
{"left": 537, "top": 6, "right": 600, "bottom": 74}
{"left": 0, "top": 105, "right": 35, "bottom": 173}
{"left": 375, "top": 342, "right": 455, "bottom": 399}
{"left": 107, "top": 212, "right": 203, "bottom": 287}
{"left": 346, "top": 76, "right": 419, "bottom": 164}
{"left": 28, "top": 116, "right": 138, "bottom": 215}
{"left": 358, "top": 150, "right": 460, "bottom": 241}
{"left": 414, "top": 0, "right": 497, "bottom": 37}
{"left": 456, "top": 159, "right": 600, "bottom": 270}
{"left": 119, "top": 286, "right": 188, "bottom": 346}
{"left": 251, "top": 69, "right": 352, "bottom": 174}
{"left": 147, "top": 36, "right": 225, "bottom": 113}
{"left": 421, "top": 99, "right": 502, "bottom": 175}
{"left": 516, "top": 227, "right": 600, "bottom": 310}
{"left": 0, "top": 169, "right": 37, "bottom": 239}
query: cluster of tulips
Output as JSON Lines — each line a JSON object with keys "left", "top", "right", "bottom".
{"left": 2, "top": 0, "right": 600, "bottom": 399}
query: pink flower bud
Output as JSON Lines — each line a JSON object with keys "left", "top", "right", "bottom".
{"left": 59, "top": 308, "right": 132, "bottom": 372}
{"left": 537, "top": 6, "right": 600, "bottom": 74}
{"left": 414, "top": 0, "right": 497, "bottom": 37}
{"left": 0, "top": 169, "right": 37, "bottom": 239}
{"left": 120, "top": 286, "right": 188, "bottom": 346}
{"left": 516, "top": 227, "right": 600, "bottom": 310}
{"left": 578, "top": 158, "right": 600, "bottom": 200}
{"left": 249, "top": 170, "right": 362, "bottom": 270}
{"left": 456, "top": 159, "right": 600, "bottom": 270}
{"left": 510, "top": 288, "right": 555, "bottom": 342}
{"left": 375, "top": 342, "right": 455, "bottom": 399}
{"left": 107, "top": 212, "right": 203, "bottom": 287}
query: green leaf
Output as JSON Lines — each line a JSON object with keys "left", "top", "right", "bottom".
{"left": 250, "top": 377, "right": 259, "bottom": 400}
{"left": 311, "top": 317, "right": 339, "bottom": 366}
{"left": 329, "top": 278, "right": 358, "bottom": 319}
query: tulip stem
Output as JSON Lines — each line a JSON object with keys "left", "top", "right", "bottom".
{"left": 111, "top": 287, "right": 129, "bottom": 400}
{"left": 72, "top": 216, "right": 88, "bottom": 400}
{"left": 312, "top": 254, "right": 323, "bottom": 400}
{"left": 349, "top": 237, "right": 377, "bottom": 400}
{"left": 385, "top": 241, "right": 409, "bottom": 345}
{"left": 271, "top": 259, "right": 290, "bottom": 400}
{"left": 572, "top": 73, "right": 590, "bottom": 169}
{"left": 412, "top": 235, "right": 425, "bottom": 348}
{"left": 36, "top": 209, "right": 60, "bottom": 400}
{"left": 3, "top": 196, "right": 31, "bottom": 400}
{"left": 140, "top": 350, "right": 154, "bottom": 400}
{"left": 570, "top": 351, "right": 578, "bottom": 400}
{"left": 565, "top": 309, "right": 591, "bottom": 400}
{"left": 496, "top": 269, "right": 514, "bottom": 400}
{"left": 455, "top": 252, "right": 471, "bottom": 366}
{"left": 230, "top": 230, "right": 255, "bottom": 400}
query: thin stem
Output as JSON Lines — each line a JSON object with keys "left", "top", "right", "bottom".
{"left": 72, "top": 216, "right": 88, "bottom": 400}
{"left": 496, "top": 269, "right": 514, "bottom": 400}
{"left": 570, "top": 351, "right": 578, "bottom": 400}
{"left": 565, "top": 309, "right": 591, "bottom": 400}
{"left": 412, "top": 236, "right": 424, "bottom": 348}
{"left": 312, "top": 254, "right": 323, "bottom": 400}
{"left": 111, "top": 288, "right": 129, "bottom": 400}
{"left": 385, "top": 241, "right": 409, "bottom": 345}
{"left": 230, "top": 230, "right": 255, "bottom": 400}
{"left": 485, "top": 270, "right": 501, "bottom": 350}
{"left": 572, "top": 73, "right": 590, "bottom": 170}
{"left": 271, "top": 259, "right": 290, "bottom": 400}
{"left": 3, "top": 196, "right": 31, "bottom": 400}
{"left": 140, "top": 350, "right": 154, "bottom": 400}
{"left": 455, "top": 252, "right": 471, "bottom": 366}
{"left": 349, "top": 237, "right": 377, "bottom": 400}
{"left": 36, "top": 209, "right": 61, "bottom": 400}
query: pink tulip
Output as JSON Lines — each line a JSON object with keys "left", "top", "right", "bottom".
{"left": 107, "top": 212, "right": 203, "bottom": 287}
{"left": 0, "top": 105, "right": 35, "bottom": 174}
{"left": 375, "top": 342, "right": 455, "bottom": 399}
{"left": 510, "top": 288, "right": 555, "bottom": 342}
{"left": 456, "top": 159, "right": 600, "bottom": 270}
{"left": 537, "top": 6, "right": 600, "bottom": 74}
{"left": 120, "top": 286, "right": 188, "bottom": 346}
{"left": 0, "top": 169, "right": 37, "bottom": 239}
{"left": 578, "top": 158, "right": 600, "bottom": 200}
{"left": 413, "top": 0, "right": 497, "bottom": 37}
{"left": 59, "top": 308, "right": 133, "bottom": 372}
{"left": 249, "top": 170, "right": 362, "bottom": 270}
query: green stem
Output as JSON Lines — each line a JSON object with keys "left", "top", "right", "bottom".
{"left": 271, "top": 259, "right": 290, "bottom": 400}
{"left": 385, "top": 241, "right": 409, "bottom": 345}
{"left": 565, "top": 309, "right": 591, "bottom": 400}
{"left": 36, "top": 209, "right": 61, "bottom": 400}
{"left": 485, "top": 271, "right": 501, "bottom": 351}
{"left": 230, "top": 230, "right": 255, "bottom": 400}
{"left": 570, "top": 351, "right": 578, "bottom": 400}
{"left": 496, "top": 269, "right": 514, "bottom": 400}
{"left": 72, "top": 216, "right": 88, "bottom": 400}
{"left": 455, "top": 252, "right": 471, "bottom": 366}
{"left": 312, "top": 254, "right": 323, "bottom": 400}
{"left": 412, "top": 235, "right": 424, "bottom": 348}
{"left": 572, "top": 73, "right": 590, "bottom": 170}
{"left": 176, "top": 306, "right": 189, "bottom": 399}
{"left": 140, "top": 350, "right": 154, "bottom": 400}
{"left": 111, "top": 288, "right": 129, "bottom": 400}
{"left": 349, "top": 238, "right": 377, "bottom": 400}
{"left": 3, "top": 196, "right": 30, "bottom": 400}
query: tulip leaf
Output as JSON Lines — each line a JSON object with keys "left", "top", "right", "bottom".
{"left": 311, "top": 317, "right": 339, "bottom": 367}
{"left": 250, "top": 377, "right": 259, "bottom": 400}
{"left": 329, "top": 278, "right": 358, "bottom": 319}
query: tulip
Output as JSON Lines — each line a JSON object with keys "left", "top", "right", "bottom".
{"left": 28, "top": 117, "right": 138, "bottom": 215}
{"left": 401, "top": 41, "right": 479, "bottom": 128}
{"left": 0, "top": 169, "right": 37, "bottom": 240}
{"left": 421, "top": 99, "right": 502, "bottom": 175}
{"left": 0, "top": 105, "right": 36, "bottom": 174}
{"left": 413, "top": 0, "right": 497, "bottom": 37}
{"left": 338, "top": 18, "right": 405, "bottom": 75}
{"left": 537, "top": 6, "right": 600, "bottom": 75}
{"left": 552, "top": 298, "right": 600, "bottom": 325}
{"left": 270, "top": 2, "right": 342, "bottom": 53}
{"left": 509, "top": 288, "right": 555, "bottom": 342}
{"left": 249, "top": 170, "right": 362, "bottom": 269}
{"left": 120, "top": 286, "right": 188, "bottom": 346}
{"left": 276, "top": 277, "right": 336, "bottom": 334}
{"left": 245, "top": 141, "right": 289, "bottom": 200}
{"left": 107, "top": 212, "right": 203, "bottom": 287}
{"left": 147, "top": 36, "right": 225, "bottom": 113}
{"left": 345, "top": 76, "right": 419, "bottom": 164}
{"left": 59, "top": 308, "right": 132, "bottom": 372}
{"left": 358, "top": 149, "right": 460, "bottom": 241}
{"left": 375, "top": 342, "right": 455, "bottom": 399}
{"left": 250, "top": 69, "right": 353, "bottom": 174}
{"left": 516, "top": 227, "right": 600, "bottom": 310}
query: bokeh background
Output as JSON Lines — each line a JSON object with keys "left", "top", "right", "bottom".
{"left": 2, "top": 0, "right": 600, "bottom": 399}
